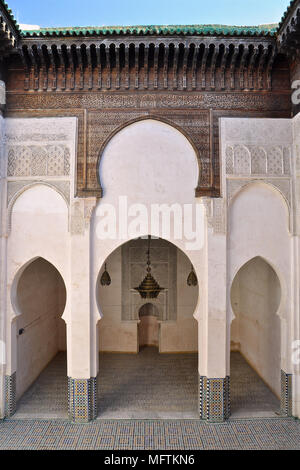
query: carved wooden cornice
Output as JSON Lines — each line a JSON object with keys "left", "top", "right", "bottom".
{"left": 277, "top": 0, "right": 300, "bottom": 57}
{"left": 17, "top": 37, "right": 277, "bottom": 92}
{"left": 0, "top": 1, "right": 19, "bottom": 57}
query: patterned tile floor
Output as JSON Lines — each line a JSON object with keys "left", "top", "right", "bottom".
{"left": 13, "top": 348, "right": 280, "bottom": 420}
{"left": 0, "top": 418, "right": 299, "bottom": 450}
{"left": 230, "top": 352, "right": 280, "bottom": 418}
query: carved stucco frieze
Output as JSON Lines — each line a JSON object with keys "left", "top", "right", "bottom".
{"left": 203, "top": 198, "right": 226, "bottom": 235}
{"left": 7, "top": 144, "right": 71, "bottom": 177}
{"left": 6, "top": 179, "right": 71, "bottom": 234}
{"left": 70, "top": 200, "right": 85, "bottom": 236}
{"left": 70, "top": 198, "right": 97, "bottom": 235}
{"left": 225, "top": 144, "right": 292, "bottom": 177}
{"left": 226, "top": 178, "right": 291, "bottom": 211}
{"left": 7, "top": 179, "right": 70, "bottom": 206}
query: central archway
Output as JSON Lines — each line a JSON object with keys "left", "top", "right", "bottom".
{"left": 95, "top": 236, "right": 199, "bottom": 418}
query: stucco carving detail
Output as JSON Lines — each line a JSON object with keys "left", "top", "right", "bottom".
{"left": 225, "top": 144, "right": 291, "bottom": 177}
{"left": 227, "top": 178, "right": 291, "bottom": 210}
{"left": 251, "top": 147, "right": 267, "bottom": 174}
{"left": 203, "top": 198, "right": 226, "bottom": 234}
{"left": 70, "top": 201, "right": 85, "bottom": 236}
{"left": 7, "top": 180, "right": 70, "bottom": 206}
{"left": 234, "top": 145, "right": 251, "bottom": 175}
{"left": 6, "top": 180, "right": 70, "bottom": 234}
{"left": 7, "top": 145, "right": 71, "bottom": 177}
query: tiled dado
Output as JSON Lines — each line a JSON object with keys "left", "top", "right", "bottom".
{"left": 199, "top": 375, "right": 230, "bottom": 422}
{"left": 68, "top": 376, "right": 98, "bottom": 423}
{"left": 5, "top": 372, "right": 16, "bottom": 418}
{"left": 281, "top": 370, "right": 293, "bottom": 417}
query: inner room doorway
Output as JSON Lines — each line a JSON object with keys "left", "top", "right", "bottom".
{"left": 11, "top": 257, "right": 68, "bottom": 419}
{"left": 230, "top": 256, "right": 281, "bottom": 418}
{"left": 96, "top": 236, "right": 199, "bottom": 419}
{"left": 138, "top": 303, "right": 159, "bottom": 350}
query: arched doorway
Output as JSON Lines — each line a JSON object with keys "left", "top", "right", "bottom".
{"left": 230, "top": 256, "right": 281, "bottom": 417}
{"left": 96, "top": 236, "right": 199, "bottom": 418}
{"left": 11, "top": 257, "right": 68, "bottom": 418}
{"left": 138, "top": 303, "right": 159, "bottom": 350}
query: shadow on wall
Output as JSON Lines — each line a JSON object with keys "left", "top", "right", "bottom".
{"left": 15, "top": 257, "right": 67, "bottom": 400}
{"left": 231, "top": 256, "right": 281, "bottom": 398}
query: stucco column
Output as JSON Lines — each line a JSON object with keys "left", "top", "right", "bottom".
{"left": 0, "top": 83, "right": 11, "bottom": 419}
{"left": 290, "top": 235, "right": 300, "bottom": 418}
{"left": 198, "top": 200, "right": 229, "bottom": 422}
{"left": 67, "top": 197, "right": 98, "bottom": 423}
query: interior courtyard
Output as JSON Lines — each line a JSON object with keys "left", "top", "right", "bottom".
{"left": 1, "top": 0, "right": 300, "bottom": 451}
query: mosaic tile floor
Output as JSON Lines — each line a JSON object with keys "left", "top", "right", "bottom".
{"left": 13, "top": 348, "right": 280, "bottom": 420}
{"left": 98, "top": 347, "right": 198, "bottom": 418}
{"left": 230, "top": 352, "right": 280, "bottom": 418}
{"left": 0, "top": 418, "right": 299, "bottom": 450}
{"left": 13, "top": 352, "right": 68, "bottom": 419}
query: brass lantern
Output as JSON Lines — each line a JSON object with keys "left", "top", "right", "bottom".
{"left": 134, "top": 237, "right": 164, "bottom": 299}
{"left": 187, "top": 265, "right": 198, "bottom": 287}
{"left": 100, "top": 263, "right": 111, "bottom": 286}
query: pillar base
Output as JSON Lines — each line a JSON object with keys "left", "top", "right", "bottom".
{"left": 280, "top": 370, "right": 292, "bottom": 417}
{"left": 199, "top": 375, "right": 230, "bottom": 422}
{"left": 5, "top": 372, "right": 16, "bottom": 418}
{"left": 68, "top": 376, "right": 98, "bottom": 423}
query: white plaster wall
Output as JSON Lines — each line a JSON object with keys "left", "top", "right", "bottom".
{"left": 160, "top": 248, "right": 198, "bottom": 352}
{"left": 7, "top": 184, "right": 70, "bottom": 377}
{"left": 292, "top": 113, "right": 300, "bottom": 417}
{"left": 16, "top": 258, "right": 66, "bottom": 399}
{"left": 231, "top": 257, "right": 281, "bottom": 397}
{"left": 228, "top": 183, "right": 291, "bottom": 396}
{"left": 99, "top": 119, "right": 198, "bottom": 206}
{"left": 0, "top": 114, "right": 6, "bottom": 417}
{"left": 98, "top": 247, "right": 139, "bottom": 353}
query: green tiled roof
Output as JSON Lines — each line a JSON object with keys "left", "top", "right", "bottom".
{"left": 21, "top": 23, "right": 278, "bottom": 38}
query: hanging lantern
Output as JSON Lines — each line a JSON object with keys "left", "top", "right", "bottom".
{"left": 134, "top": 237, "right": 164, "bottom": 299}
{"left": 100, "top": 263, "right": 111, "bottom": 286}
{"left": 187, "top": 265, "right": 198, "bottom": 287}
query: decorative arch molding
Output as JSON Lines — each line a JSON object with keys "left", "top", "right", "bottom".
{"left": 7, "top": 180, "right": 70, "bottom": 234}
{"left": 96, "top": 115, "right": 202, "bottom": 198}
{"left": 227, "top": 178, "right": 292, "bottom": 232}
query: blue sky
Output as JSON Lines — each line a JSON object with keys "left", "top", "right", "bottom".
{"left": 7, "top": 0, "right": 291, "bottom": 28}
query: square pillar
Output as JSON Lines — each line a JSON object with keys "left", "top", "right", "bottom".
{"left": 68, "top": 377, "right": 97, "bottom": 423}
{"left": 198, "top": 201, "right": 229, "bottom": 421}
{"left": 4, "top": 372, "right": 16, "bottom": 418}
{"left": 199, "top": 376, "right": 230, "bottom": 422}
{"left": 67, "top": 198, "right": 98, "bottom": 422}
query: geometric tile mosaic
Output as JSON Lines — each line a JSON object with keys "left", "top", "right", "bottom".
{"left": 280, "top": 370, "right": 293, "bottom": 417}
{"left": 68, "top": 376, "right": 98, "bottom": 423}
{"left": 0, "top": 418, "right": 299, "bottom": 450}
{"left": 199, "top": 375, "right": 230, "bottom": 422}
{"left": 5, "top": 373, "right": 16, "bottom": 418}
